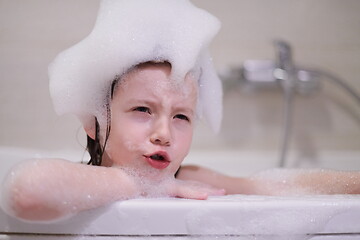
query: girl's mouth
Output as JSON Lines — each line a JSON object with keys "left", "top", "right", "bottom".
{"left": 144, "top": 151, "right": 170, "bottom": 169}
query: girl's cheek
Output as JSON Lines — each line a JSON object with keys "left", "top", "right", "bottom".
{"left": 173, "top": 123, "right": 193, "bottom": 147}
{"left": 123, "top": 118, "right": 153, "bottom": 139}
{"left": 130, "top": 112, "right": 152, "bottom": 123}
{"left": 173, "top": 119, "right": 193, "bottom": 134}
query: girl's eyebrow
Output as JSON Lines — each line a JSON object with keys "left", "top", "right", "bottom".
{"left": 124, "top": 97, "right": 195, "bottom": 114}
{"left": 172, "top": 105, "right": 195, "bottom": 116}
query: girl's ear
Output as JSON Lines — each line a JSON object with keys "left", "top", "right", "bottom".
{"left": 84, "top": 125, "right": 95, "bottom": 140}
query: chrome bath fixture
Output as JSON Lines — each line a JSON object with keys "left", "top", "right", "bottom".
{"left": 222, "top": 40, "right": 360, "bottom": 167}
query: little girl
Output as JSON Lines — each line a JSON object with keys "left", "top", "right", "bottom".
{"left": 1, "top": 60, "right": 225, "bottom": 222}
{"left": 1, "top": 0, "right": 359, "bottom": 223}
{"left": 1, "top": 0, "right": 225, "bottom": 222}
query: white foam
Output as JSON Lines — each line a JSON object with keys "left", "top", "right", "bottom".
{"left": 49, "top": 0, "right": 222, "bottom": 132}
{"left": 114, "top": 166, "right": 176, "bottom": 198}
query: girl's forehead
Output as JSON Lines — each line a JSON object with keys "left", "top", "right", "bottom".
{"left": 118, "top": 64, "right": 198, "bottom": 96}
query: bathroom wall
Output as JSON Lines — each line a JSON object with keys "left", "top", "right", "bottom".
{"left": 1, "top": 1, "right": 359, "bottom": 160}
{"left": 191, "top": 0, "right": 360, "bottom": 157}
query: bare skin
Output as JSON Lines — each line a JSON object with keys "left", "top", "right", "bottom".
{"left": 2, "top": 159, "right": 137, "bottom": 221}
{"left": 177, "top": 165, "right": 360, "bottom": 196}
{"left": 2, "top": 159, "right": 222, "bottom": 222}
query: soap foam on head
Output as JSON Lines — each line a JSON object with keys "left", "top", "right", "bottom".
{"left": 49, "top": 0, "right": 222, "bottom": 132}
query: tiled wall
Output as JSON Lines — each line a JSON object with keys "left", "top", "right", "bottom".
{"left": 0, "top": 0, "right": 359, "bottom": 155}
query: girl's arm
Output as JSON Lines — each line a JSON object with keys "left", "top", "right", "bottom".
{"left": 1, "top": 158, "right": 138, "bottom": 221}
{"left": 1, "top": 159, "right": 223, "bottom": 222}
{"left": 177, "top": 165, "right": 360, "bottom": 195}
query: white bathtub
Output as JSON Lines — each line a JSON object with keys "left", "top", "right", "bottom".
{"left": 1, "top": 147, "right": 360, "bottom": 240}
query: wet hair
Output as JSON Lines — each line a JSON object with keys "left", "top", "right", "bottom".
{"left": 86, "top": 61, "right": 172, "bottom": 166}
{"left": 86, "top": 73, "right": 119, "bottom": 166}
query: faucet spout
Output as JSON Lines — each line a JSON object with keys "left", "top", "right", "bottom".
{"left": 273, "top": 40, "right": 296, "bottom": 168}
{"left": 273, "top": 40, "right": 297, "bottom": 89}
{"left": 274, "top": 40, "right": 294, "bottom": 72}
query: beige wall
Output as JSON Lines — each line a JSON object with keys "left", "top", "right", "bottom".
{"left": 1, "top": 0, "right": 359, "bottom": 156}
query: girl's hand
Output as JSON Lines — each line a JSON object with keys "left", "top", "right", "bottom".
{"left": 163, "top": 179, "right": 226, "bottom": 200}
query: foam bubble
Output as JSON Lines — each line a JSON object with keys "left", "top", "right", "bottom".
{"left": 116, "top": 166, "right": 175, "bottom": 198}
{"left": 49, "top": 0, "right": 222, "bottom": 132}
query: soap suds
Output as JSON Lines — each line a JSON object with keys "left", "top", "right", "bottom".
{"left": 116, "top": 166, "right": 175, "bottom": 198}
{"left": 49, "top": 0, "right": 222, "bottom": 132}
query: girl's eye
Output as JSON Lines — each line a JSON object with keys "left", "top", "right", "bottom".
{"left": 174, "top": 114, "right": 190, "bottom": 122}
{"left": 134, "top": 106, "right": 151, "bottom": 114}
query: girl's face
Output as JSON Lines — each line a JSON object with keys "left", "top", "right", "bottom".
{"left": 105, "top": 63, "right": 197, "bottom": 180}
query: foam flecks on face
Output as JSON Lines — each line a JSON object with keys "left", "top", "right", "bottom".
{"left": 49, "top": 0, "right": 222, "bottom": 132}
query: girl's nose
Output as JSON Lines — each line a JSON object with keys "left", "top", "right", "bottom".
{"left": 150, "top": 118, "right": 171, "bottom": 146}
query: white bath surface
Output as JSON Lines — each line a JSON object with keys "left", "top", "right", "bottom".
{"left": 1, "top": 195, "right": 360, "bottom": 238}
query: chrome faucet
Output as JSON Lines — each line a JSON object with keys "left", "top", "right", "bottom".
{"left": 222, "top": 40, "right": 360, "bottom": 167}
{"left": 273, "top": 40, "right": 297, "bottom": 167}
